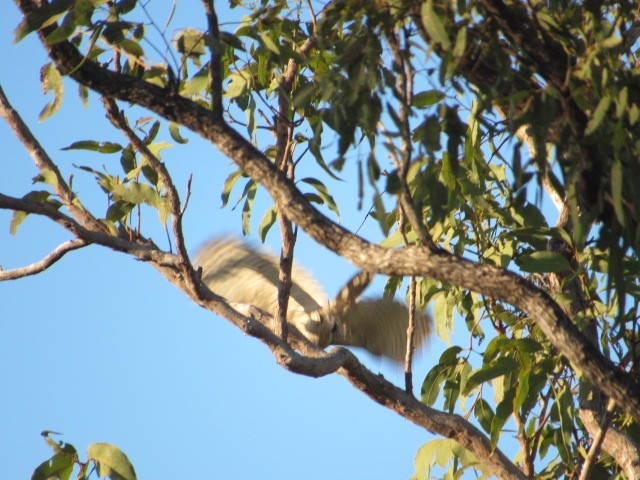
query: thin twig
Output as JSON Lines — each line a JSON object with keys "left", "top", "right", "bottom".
{"left": 404, "top": 276, "right": 417, "bottom": 393}
{"left": 273, "top": 29, "right": 319, "bottom": 341}
{"left": 384, "top": 29, "right": 435, "bottom": 250}
{"left": 201, "top": 0, "right": 223, "bottom": 117}
{"left": 181, "top": 174, "right": 193, "bottom": 215}
{"left": 101, "top": 98, "right": 190, "bottom": 266}
{"left": 276, "top": 219, "right": 295, "bottom": 341}
{"left": 0, "top": 239, "right": 87, "bottom": 281}
{"left": 578, "top": 399, "right": 616, "bottom": 480}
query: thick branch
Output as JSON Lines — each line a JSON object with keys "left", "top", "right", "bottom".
{"left": 154, "top": 265, "right": 526, "bottom": 480}
{"left": 0, "top": 239, "right": 87, "bottom": 280}
{"left": 16, "top": 10, "right": 640, "bottom": 425}
{"left": 579, "top": 409, "right": 640, "bottom": 479}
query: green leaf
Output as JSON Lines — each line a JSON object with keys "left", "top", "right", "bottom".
{"left": 73, "top": 0, "right": 99, "bottom": 26}
{"left": 241, "top": 181, "right": 257, "bottom": 236}
{"left": 147, "top": 141, "right": 172, "bottom": 159}
{"left": 14, "top": 0, "right": 74, "bottom": 43}
{"left": 514, "top": 369, "right": 530, "bottom": 413}
{"left": 439, "top": 346, "right": 462, "bottom": 364}
{"left": 611, "top": 158, "right": 625, "bottom": 226}
{"left": 39, "top": 63, "right": 64, "bottom": 121}
{"left": 259, "top": 32, "right": 280, "bottom": 55}
{"left": 413, "top": 90, "right": 445, "bottom": 108}
{"left": 584, "top": 94, "right": 612, "bottom": 135}
{"left": 168, "top": 122, "right": 189, "bottom": 144}
{"left": 225, "top": 72, "right": 248, "bottom": 99}
{"left": 220, "top": 168, "right": 245, "bottom": 208}
{"left": 175, "top": 28, "right": 205, "bottom": 57}
{"left": 181, "top": 67, "right": 209, "bottom": 96}
{"left": 515, "top": 251, "right": 570, "bottom": 273}
{"left": 473, "top": 398, "right": 495, "bottom": 434}
{"left": 11, "top": 191, "right": 59, "bottom": 235}
{"left": 120, "top": 38, "right": 144, "bottom": 57}
{"left": 44, "top": 11, "right": 77, "bottom": 45}
{"left": 299, "top": 177, "right": 340, "bottom": 221}
{"left": 138, "top": 119, "right": 158, "bottom": 143}
{"left": 441, "top": 152, "right": 456, "bottom": 190}
{"left": 219, "top": 31, "right": 245, "bottom": 51}
{"left": 443, "top": 375, "right": 461, "bottom": 413}
{"left": 420, "top": 0, "right": 451, "bottom": 50}
{"left": 554, "top": 384, "right": 574, "bottom": 461}
{"left": 31, "top": 452, "right": 75, "bottom": 480}
{"left": 258, "top": 206, "right": 278, "bottom": 242}
{"left": 372, "top": 193, "right": 389, "bottom": 236}
{"left": 62, "top": 140, "right": 123, "bottom": 153}
{"left": 465, "top": 357, "right": 518, "bottom": 393}
{"left": 420, "top": 363, "right": 448, "bottom": 406}
{"left": 87, "top": 443, "right": 137, "bottom": 480}
{"left": 512, "top": 338, "right": 542, "bottom": 353}
{"left": 412, "top": 116, "right": 441, "bottom": 151}
{"left": 157, "top": 197, "right": 171, "bottom": 227}
{"left": 491, "top": 381, "right": 516, "bottom": 449}
{"left": 120, "top": 146, "right": 136, "bottom": 174}
{"left": 114, "top": 0, "right": 136, "bottom": 15}
{"left": 385, "top": 170, "right": 401, "bottom": 194}
{"left": 411, "top": 438, "right": 480, "bottom": 480}
{"left": 106, "top": 200, "right": 134, "bottom": 222}
{"left": 111, "top": 182, "right": 159, "bottom": 207}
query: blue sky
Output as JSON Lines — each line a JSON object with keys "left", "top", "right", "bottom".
{"left": 0, "top": 3, "right": 462, "bottom": 479}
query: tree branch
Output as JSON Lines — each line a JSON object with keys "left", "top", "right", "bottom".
{"left": 579, "top": 408, "right": 640, "bottom": 479}
{"left": 508, "top": 91, "right": 640, "bottom": 478}
{"left": 0, "top": 192, "right": 176, "bottom": 266}
{"left": 16, "top": 4, "right": 640, "bottom": 425}
{"left": 0, "top": 82, "right": 103, "bottom": 232}
{"left": 100, "top": 98, "right": 193, "bottom": 272}
{"left": 0, "top": 239, "right": 87, "bottom": 281}
{"left": 158, "top": 272, "right": 527, "bottom": 480}
{"left": 201, "top": 0, "right": 223, "bottom": 117}
{"left": 578, "top": 399, "right": 615, "bottom": 480}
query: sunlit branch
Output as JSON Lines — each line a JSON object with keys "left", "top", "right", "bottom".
{"left": 0, "top": 192, "right": 175, "bottom": 266}
{"left": 182, "top": 280, "right": 526, "bottom": 480}
{"left": 578, "top": 399, "right": 615, "bottom": 480}
{"left": 404, "top": 277, "right": 417, "bottom": 394}
{"left": 101, "top": 98, "right": 192, "bottom": 274}
{"left": 0, "top": 83, "right": 103, "bottom": 232}
{"left": 272, "top": 32, "right": 318, "bottom": 341}
{"left": 0, "top": 239, "right": 87, "bottom": 281}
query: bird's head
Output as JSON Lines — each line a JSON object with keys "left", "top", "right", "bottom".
{"left": 293, "top": 308, "right": 337, "bottom": 349}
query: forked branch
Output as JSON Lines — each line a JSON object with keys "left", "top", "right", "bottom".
{"left": 0, "top": 239, "right": 87, "bottom": 281}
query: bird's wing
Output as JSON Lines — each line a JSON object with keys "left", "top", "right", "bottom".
{"left": 193, "top": 236, "right": 329, "bottom": 316}
{"left": 331, "top": 298, "right": 433, "bottom": 363}
{"left": 331, "top": 270, "right": 375, "bottom": 312}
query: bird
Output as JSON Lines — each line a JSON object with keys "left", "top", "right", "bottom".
{"left": 193, "top": 236, "right": 432, "bottom": 363}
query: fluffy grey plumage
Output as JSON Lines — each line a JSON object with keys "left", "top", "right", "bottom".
{"left": 194, "top": 236, "right": 432, "bottom": 362}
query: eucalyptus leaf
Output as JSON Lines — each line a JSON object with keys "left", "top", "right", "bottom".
{"left": 87, "top": 443, "right": 137, "bottom": 480}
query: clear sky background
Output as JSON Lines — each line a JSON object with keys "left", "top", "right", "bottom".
{"left": 0, "top": 3, "right": 464, "bottom": 479}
